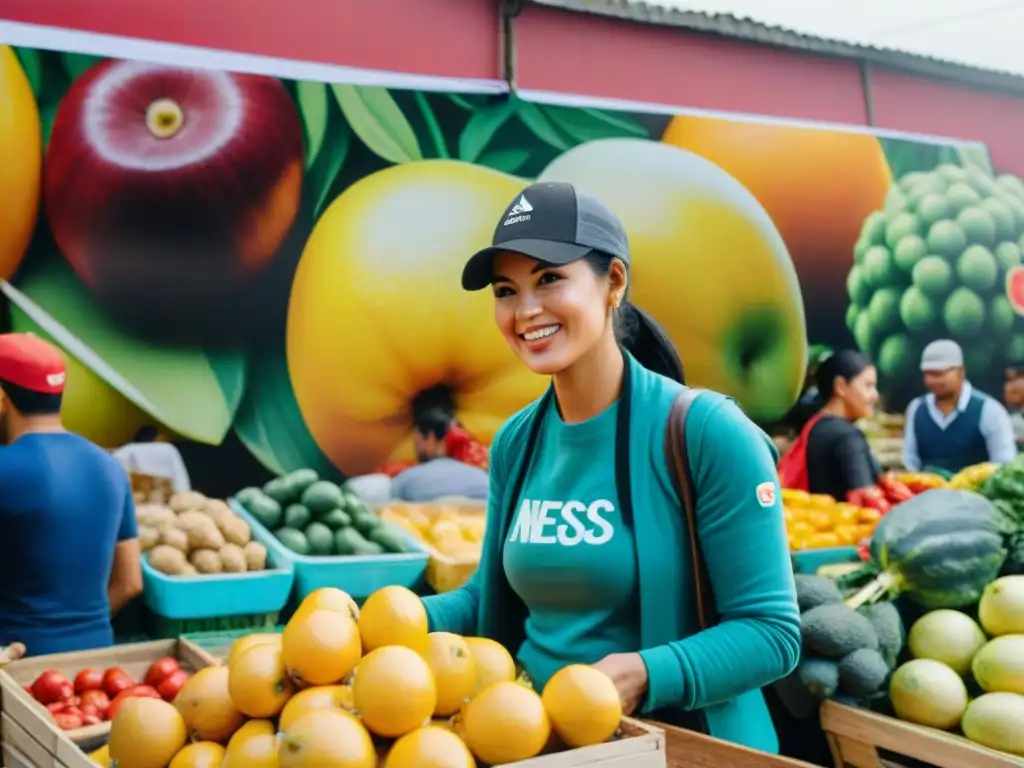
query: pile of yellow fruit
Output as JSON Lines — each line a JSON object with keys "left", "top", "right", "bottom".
{"left": 781, "top": 489, "right": 881, "bottom": 551}
{"left": 379, "top": 504, "right": 486, "bottom": 561}
{"left": 92, "top": 585, "right": 625, "bottom": 767}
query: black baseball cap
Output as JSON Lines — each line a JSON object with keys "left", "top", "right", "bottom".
{"left": 461, "top": 181, "right": 630, "bottom": 291}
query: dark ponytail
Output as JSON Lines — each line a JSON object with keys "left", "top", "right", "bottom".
{"left": 581, "top": 251, "right": 685, "bottom": 384}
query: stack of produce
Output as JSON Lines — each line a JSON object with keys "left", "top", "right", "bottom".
{"left": 236, "top": 471, "right": 410, "bottom": 557}
{"left": 949, "top": 461, "right": 1000, "bottom": 491}
{"left": 140, "top": 492, "right": 269, "bottom": 577}
{"left": 94, "top": 585, "right": 633, "bottom": 768}
{"left": 886, "top": 575, "right": 1024, "bottom": 757}
{"left": 889, "top": 471, "right": 948, "bottom": 494}
{"left": 31, "top": 657, "right": 190, "bottom": 731}
{"left": 782, "top": 490, "right": 882, "bottom": 551}
{"left": 379, "top": 504, "right": 485, "bottom": 561}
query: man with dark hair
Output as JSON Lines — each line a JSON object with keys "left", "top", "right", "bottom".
{"left": 390, "top": 408, "right": 489, "bottom": 502}
{"left": 0, "top": 334, "right": 142, "bottom": 655}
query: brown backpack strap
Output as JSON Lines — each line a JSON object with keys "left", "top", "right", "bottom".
{"left": 664, "top": 387, "right": 718, "bottom": 631}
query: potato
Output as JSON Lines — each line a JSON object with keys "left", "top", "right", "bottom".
{"left": 176, "top": 511, "right": 208, "bottom": 531}
{"left": 136, "top": 504, "right": 176, "bottom": 527}
{"left": 203, "top": 498, "right": 233, "bottom": 517}
{"left": 190, "top": 548, "right": 222, "bottom": 574}
{"left": 187, "top": 516, "right": 225, "bottom": 550}
{"left": 169, "top": 491, "right": 207, "bottom": 514}
{"left": 148, "top": 490, "right": 168, "bottom": 505}
{"left": 180, "top": 564, "right": 198, "bottom": 576}
{"left": 133, "top": 491, "right": 147, "bottom": 505}
{"left": 243, "top": 541, "right": 268, "bottom": 571}
{"left": 218, "top": 515, "right": 251, "bottom": 547}
{"left": 218, "top": 544, "right": 247, "bottom": 573}
{"left": 148, "top": 545, "right": 188, "bottom": 576}
{"left": 139, "top": 525, "right": 160, "bottom": 553}
{"left": 158, "top": 525, "right": 190, "bottom": 554}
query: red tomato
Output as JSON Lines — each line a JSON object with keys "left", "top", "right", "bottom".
{"left": 80, "top": 713, "right": 101, "bottom": 726}
{"left": 143, "top": 657, "right": 180, "bottom": 688}
{"left": 31, "top": 670, "right": 74, "bottom": 704}
{"left": 101, "top": 668, "right": 134, "bottom": 699}
{"left": 73, "top": 668, "right": 104, "bottom": 695}
{"left": 45, "top": 702, "right": 66, "bottom": 714}
{"left": 156, "top": 669, "right": 189, "bottom": 702}
{"left": 53, "top": 712, "right": 82, "bottom": 730}
{"left": 63, "top": 705, "right": 83, "bottom": 719}
{"left": 107, "top": 685, "right": 161, "bottom": 721}
{"left": 79, "top": 689, "right": 110, "bottom": 715}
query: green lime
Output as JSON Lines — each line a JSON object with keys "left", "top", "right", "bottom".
{"left": 900, "top": 171, "right": 930, "bottom": 192}
{"left": 885, "top": 212, "right": 921, "bottom": 250}
{"left": 854, "top": 312, "right": 879, "bottom": 356}
{"left": 846, "top": 265, "right": 871, "bottom": 307}
{"left": 927, "top": 219, "right": 968, "bottom": 259}
{"left": 943, "top": 287, "right": 986, "bottom": 338}
{"left": 946, "top": 181, "right": 982, "bottom": 214}
{"left": 845, "top": 304, "right": 860, "bottom": 332}
{"left": 997, "top": 174, "right": 1024, "bottom": 201}
{"left": 980, "top": 197, "right": 1016, "bottom": 242}
{"left": 884, "top": 188, "right": 908, "bottom": 216}
{"left": 916, "top": 193, "right": 951, "bottom": 228}
{"left": 877, "top": 334, "right": 914, "bottom": 379}
{"left": 861, "top": 210, "right": 888, "bottom": 246}
{"left": 956, "top": 245, "right": 999, "bottom": 293}
{"left": 956, "top": 206, "right": 996, "bottom": 248}
{"left": 912, "top": 255, "right": 954, "bottom": 298}
{"left": 938, "top": 164, "right": 968, "bottom": 185}
{"left": 995, "top": 241, "right": 1022, "bottom": 273}
{"left": 853, "top": 237, "right": 870, "bottom": 264}
{"left": 863, "top": 245, "right": 902, "bottom": 287}
{"left": 867, "top": 288, "right": 903, "bottom": 334}
{"left": 999, "top": 194, "right": 1024, "bottom": 232}
{"left": 899, "top": 286, "right": 937, "bottom": 334}
{"left": 1008, "top": 333, "right": 1024, "bottom": 364}
{"left": 893, "top": 234, "right": 928, "bottom": 272}
{"left": 966, "top": 166, "right": 998, "bottom": 196}
{"left": 990, "top": 296, "right": 1015, "bottom": 338}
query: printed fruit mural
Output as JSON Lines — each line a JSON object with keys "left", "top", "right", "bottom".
{"left": 0, "top": 43, "right": 1002, "bottom": 485}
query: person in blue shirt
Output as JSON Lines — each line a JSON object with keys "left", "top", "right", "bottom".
{"left": 423, "top": 182, "right": 800, "bottom": 753}
{"left": 902, "top": 339, "right": 1017, "bottom": 474}
{"left": 390, "top": 408, "right": 489, "bottom": 502}
{"left": 0, "top": 333, "right": 142, "bottom": 656}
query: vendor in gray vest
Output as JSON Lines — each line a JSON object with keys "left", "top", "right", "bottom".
{"left": 902, "top": 339, "right": 1017, "bottom": 473}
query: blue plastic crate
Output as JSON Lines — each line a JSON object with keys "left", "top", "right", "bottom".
{"left": 230, "top": 499, "right": 430, "bottom": 600}
{"left": 791, "top": 546, "right": 861, "bottom": 574}
{"left": 142, "top": 518, "right": 295, "bottom": 620}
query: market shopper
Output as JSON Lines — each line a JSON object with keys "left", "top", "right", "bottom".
{"left": 112, "top": 425, "right": 191, "bottom": 492}
{"left": 422, "top": 182, "right": 800, "bottom": 753}
{"left": 778, "top": 350, "right": 882, "bottom": 499}
{"left": 390, "top": 408, "right": 489, "bottom": 502}
{"left": 902, "top": 340, "right": 1016, "bottom": 473}
{"left": 0, "top": 334, "right": 142, "bottom": 656}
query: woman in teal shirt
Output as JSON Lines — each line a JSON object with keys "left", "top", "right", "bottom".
{"left": 422, "top": 181, "right": 800, "bottom": 752}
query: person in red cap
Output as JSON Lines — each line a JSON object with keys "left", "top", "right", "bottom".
{"left": 0, "top": 333, "right": 142, "bottom": 655}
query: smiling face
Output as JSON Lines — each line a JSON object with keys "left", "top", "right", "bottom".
{"left": 491, "top": 251, "right": 626, "bottom": 375}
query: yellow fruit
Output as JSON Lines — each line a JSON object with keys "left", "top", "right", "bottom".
{"left": 108, "top": 697, "right": 188, "bottom": 768}
{"left": 223, "top": 719, "right": 279, "bottom": 768}
{"left": 423, "top": 632, "right": 477, "bottom": 716}
{"left": 286, "top": 160, "right": 541, "bottom": 475}
{"left": 889, "top": 659, "right": 968, "bottom": 730}
{"left": 88, "top": 744, "right": 110, "bottom": 767}
{"left": 168, "top": 742, "right": 226, "bottom": 768}
{"left": 228, "top": 633, "right": 281, "bottom": 668}
{"left": 541, "top": 664, "right": 622, "bottom": 748}
{"left": 538, "top": 139, "right": 806, "bottom": 422}
{"left": 278, "top": 708, "right": 376, "bottom": 768}
{"left": 358, "top": 585, "right": 428, "bottom": 654}
{"left": 384, "top": 725, "right": 476, "bottom": 768}
{"left": 0, "top": 46, "right": 41, "bottom": 281}
{"left": 354, "top": 645, "right": 437, "bottom": 738}
{"left": 961, "top": 692, "right": 1024, "bottom": 756}
{"left": 279, "top": 685, "right": 354, "bottom": 732}
{"left": 907, "top": 610, "right": 986, "bottom": 676}
{"left": 462, "top": 681, "right": 551, "bottom": 765}
{"left": 464, "top": 636, "right": 516, "bottom": 694}
{"left": 297, "top": 587, "right": 360, "bottom": 621}
{"left": 174, "top": 666, "right": 245, "bottom": 743}
{"left": 228, "top": 642, "right": 296, "bottom": 718}
{"left": 972, "top": 635, "right": 1024, "bottom": 694}
{"left": 282, "top": 608, "right": 362, "bottom": 686}
{"left": 979, "top": 575, "right": 1024, "bottom": 637}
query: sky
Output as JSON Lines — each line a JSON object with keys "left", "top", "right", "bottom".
{"left": 654, "top": 0, "right": 1024, "bottom": 75}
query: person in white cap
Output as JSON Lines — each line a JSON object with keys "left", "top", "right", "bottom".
{"left": 902, "top": 339, "right": 1017, "bottom": 473}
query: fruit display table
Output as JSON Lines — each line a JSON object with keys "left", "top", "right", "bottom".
{"left": 655, "top": 722, "right": 816, "bottom": 768}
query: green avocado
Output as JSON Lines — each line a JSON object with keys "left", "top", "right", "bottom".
{"left": 304, "top": 522, "right": 335, "bottom": 556}
{"left": 242, "top": 491, "right": 282, "bottom": 530}
{"left": 283, "top": 504, "right": 313, "bottom": 530}
{"left": 275, "top": 527, "right": 310, "bottom": 555}
{"left": 319, "top": 508, "right": 352, "bottom": 530}
{"left": 301, "top": 481, "right": 346, "bottom": 515}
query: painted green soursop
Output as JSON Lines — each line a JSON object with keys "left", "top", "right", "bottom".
{"left": 847, "top": 164, "right": 1024, "bottom": 386}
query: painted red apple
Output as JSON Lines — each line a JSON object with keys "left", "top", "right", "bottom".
{"left": 43, "top": 59, "right": 304, "bottom": 339}
{"left": 1007, "top": 266, "right": 1024, "bottom": 316}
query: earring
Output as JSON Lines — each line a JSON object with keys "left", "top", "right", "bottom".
{"left": 611, "top": 294, "right": 622, "bottom": 309}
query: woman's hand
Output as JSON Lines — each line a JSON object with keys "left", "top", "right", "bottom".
{"left": 592, "top": 652, "right": 649, "bottom": 715}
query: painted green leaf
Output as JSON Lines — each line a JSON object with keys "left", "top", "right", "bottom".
{"left": 542, "top": 105, "right": 648, "bottom": 143}
{"left": 40, "top": 102, "right": 58, "bottom": 151}
{"left": 305, "top": 119, "right": 350, "bottom": 218}
{"left": 13, "top": 47, "right": 43, "bottom": 97}
{"left": 2, "top": 261, "right": 245, "bottom": 444}
{"left": 233, "top": 346, "right": 342, "bottom": 480}
{"left": 413, "top": 92, "right": 449, "bottom": 159}
{"left": 881, "top": 138, "right": 963, "bottom": 181}
{"left": 958, "top": 144, "right": 995, "bottom": 176}
{"left": 514, "top": 99, "right": 571, "bottom": 151}
{"left": 331, "top": 84, "right": 422, "bottom": 164}
{"left": 477, "top": 148, "right": 531, "bottom": 175}
{"left": 296, "top": 80, "right": 329, "bottom": 169}
{"left": 458, "top": 101, "right": 514, "bottom": 162}
{"left": 61, "top": 52, "right": 102, "bottom": 82}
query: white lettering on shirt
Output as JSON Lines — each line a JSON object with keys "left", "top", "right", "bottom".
{"left": 509, "top": 498, "right": 617, "bottom": 546}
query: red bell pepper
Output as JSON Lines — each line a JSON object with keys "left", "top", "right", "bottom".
{"left": 846, "top": 486, "right": 892, "bottom": 514}
{"left": 877, "top": 474, "right": 914, "bottom": 504}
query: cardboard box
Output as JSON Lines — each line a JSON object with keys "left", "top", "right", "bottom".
{"left": 502, "top": 718, "right": 664, "bottom": 767}
{"left": 0, "top": 638, "right": 217, "bottom": 768}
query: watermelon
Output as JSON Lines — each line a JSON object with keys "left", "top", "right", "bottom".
{"left": 848, "top": 489, "right": 1007, "bottom": 609}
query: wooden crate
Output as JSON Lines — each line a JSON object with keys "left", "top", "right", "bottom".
{"left": 0, "top": 638, "right": 217, "bottom": 768}
{"left": 821, "top": 700, "right": 1024, "bottom": 768}
{"left": 501, "top": 718, "right": 665, "bottom": 767}
{"left": 652, "top": 721, "right": 817, "bottom": 768}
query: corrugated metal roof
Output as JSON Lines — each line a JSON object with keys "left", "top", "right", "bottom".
{"left": 525, "top": 0, "right": 1024, "bottom": 94}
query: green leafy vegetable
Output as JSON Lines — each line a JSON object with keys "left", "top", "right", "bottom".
{"left": 331, "top": 84, "right": 422, "bottom": 164}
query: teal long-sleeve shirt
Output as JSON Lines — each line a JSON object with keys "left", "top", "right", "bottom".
{"left": 423, "top": 355, "right": 800, "bottom": 752}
